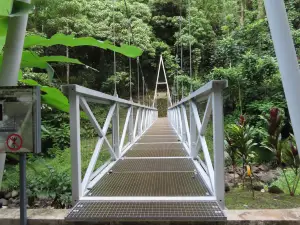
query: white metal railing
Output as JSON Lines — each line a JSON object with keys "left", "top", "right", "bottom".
{"left": 168, "top": 80, "right": 227, "bottom": 209}
{"left": 63, "top": 85, "right": 158, "bottom": 204}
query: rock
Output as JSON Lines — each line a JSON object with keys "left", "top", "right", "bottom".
{"left": 0, "top": 198, "right": 8, "bottom": 206}
{"left": 11, "top": 190, "right": 18, "bottom": 198}
{"left": 268, "top": 186, "right": 284, "bottom": 194}
{"left": 257, "top": 171, "right": 277, "bottom": 184}
{"left": 258, "top": 164, "right": 269, "bottom": 172}
{"left": 4, "top": 192, "right": 11, "bottom": 199}
{"left": 225, "top": 183, "right": 230, "bottom": 192}
{"left": 261, "top": 189, "right": 265, "bottom": 193}
{"left": 253, "top": 184, "right": 264, "bottom": 191}
{"left": 251, "top": 165, "right": 260, "bottom": 174}
{"left": 0, "top": 191, "right": 5, "bottom": 199}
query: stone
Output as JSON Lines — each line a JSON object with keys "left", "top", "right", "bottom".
{"left": 11, "top": 190, "right": 18, "bottom": 198}
{"left": 268, "top": 185, "right": 284, "bottom": 194}
{"left": 261, "top": 189, "right": 265, "bottom": 193}
{"left": 258, "top": 164, "right": 269, "bottom": 172}
{"left": 4, "top": 192, "right": 11, "bottom": 199}
{"left": 225, "top": 183, "right": 230, "bottom": 192}
{"left": 257, "top": 171, "right": 277, "bottom": 184}
{"left": 251, "top": 165, "right": 260, "bottom": 174}
{"left": 0, "top": 191, "right": 5, "bottom": 199}
{"left": 0, "top": 198, "right": 8, "bottom": 206}
{"left": 253, "top": 184, "right": 264, "bottom": 191}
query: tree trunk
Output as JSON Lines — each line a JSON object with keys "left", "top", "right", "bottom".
{"left": 240, "top": 0, "right": 245, "bottom": 26}
{"left": 257, "top": 0, "right": 265, "bottom": 19}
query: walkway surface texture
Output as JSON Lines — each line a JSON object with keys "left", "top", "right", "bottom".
{"left": 66, "top": 118, "right": 226, "bottom": 221}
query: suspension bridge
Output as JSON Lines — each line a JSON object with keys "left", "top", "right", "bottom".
{"left": 63, "top": 52, "right": 228, "bottom": 221}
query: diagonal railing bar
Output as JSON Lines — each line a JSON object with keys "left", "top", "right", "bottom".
{"left": 180, "top": 104, "right": 190, "bottom": 147}
{"left": 191, "top": 101, "right": 215, "bottom": 191}
{"left": 168, "top": 80, "right": 227, "bottom": 209}
{"left": 81, "top": 103, "right": 116, "bottom": 194}
{"left": 79, "top": 97, "right": 115, "bottom": 158}
{"left": 133, "top": 108, "right": 140, "bottom": 139}
{"left": 200, "top": 95, "right": 212, "bottom": 135}
{"left": 119, "top": 107, "right": 132, "bottom": 151}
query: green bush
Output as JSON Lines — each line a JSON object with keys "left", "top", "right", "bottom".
{"left": 271, "top": 169, "right": 300, "bottom": 195}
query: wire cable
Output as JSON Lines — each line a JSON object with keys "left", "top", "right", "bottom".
{"left": 188, "top": 0, "right": 192, "bottom": 93}
{"left": 113, "top": 0, "right": 117, "bottom": 96}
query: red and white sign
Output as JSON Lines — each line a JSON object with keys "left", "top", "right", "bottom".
{"left": 6, "top": 134, "right": 23, "bottom": 151}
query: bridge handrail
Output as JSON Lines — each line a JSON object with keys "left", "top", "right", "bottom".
{"left": 169, "top": 80, "right": 227, "bottom": 109}
{"left": 63, "top": 84, "right": 158, "bottom": 204}
{"left": 167, "top": 80, "right": 227, "bottom": 209}
{"left": 62, "top": 84, "right": 157, "bottom": 111}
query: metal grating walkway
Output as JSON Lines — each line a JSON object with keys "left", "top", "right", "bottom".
{"left": 66, "top": 118, "right": 226, "bottom": 222}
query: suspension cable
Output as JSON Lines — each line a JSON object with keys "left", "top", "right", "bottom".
{"left": 113, "top": 0, "right": 117, "bottom": 96}
{"left": 188, "top": 0, "right": 192, "bottom": 93}
{"left": 123, "top": 0, "right": 147, "bottom": 105}
{"left": 137, "top": 57, "right": 140, "bottom": 103}
{"left": 129, "top": 38, "right": 132, "bottom": 101}
{"left": 180, "top": 0, "right": 184, "bottom": 100}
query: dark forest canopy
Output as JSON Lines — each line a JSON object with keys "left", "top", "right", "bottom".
{"left": 26, "top": 0, "right": 299, "bottom": 119}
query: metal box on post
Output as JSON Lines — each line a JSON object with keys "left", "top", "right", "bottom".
{"left": 0, "top": 86, "right": 41, "bottom": 154}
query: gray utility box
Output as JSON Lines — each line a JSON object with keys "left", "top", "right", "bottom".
{"left": 0, "top": 86, "right": 41, "bottom": 153}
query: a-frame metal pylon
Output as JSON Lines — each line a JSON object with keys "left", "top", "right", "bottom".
{"left": 152, "top": 55, "right": 172, "bottom": 107}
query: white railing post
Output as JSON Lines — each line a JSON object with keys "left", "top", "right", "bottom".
{"left": 212, "top": 85, "right": 225, "bottom": 209}
{"left": 112, "top": 103, "right": 120, "bottom": 158}
{"left": 190, "top": 101, "right": 197, "bottom": 158}
{"left": 69, "top": 88, "right": 82, "bottom": 204}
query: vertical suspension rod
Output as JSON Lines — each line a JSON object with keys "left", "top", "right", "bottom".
{"left": 188, "top": 0, "right": 192, "bottom": 92}
{"left": 113, "top": 0, "right": 117, "bottom": 96}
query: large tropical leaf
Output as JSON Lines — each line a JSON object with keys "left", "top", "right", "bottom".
{"left": 19, "top": 51, "right": 83, "bottom": 69}
{"left": 0, "top": 0, "right": 13, "bottom": 17}
{"left": 24, "top": 34, "right": 143, "bottom": 58}
{"left": 0, "top": 0, "right": 34, "bottom": 17}
{"left": 40, "top": 86, "right": 70, "bottom": 113}
{"left": 10, "top": 1, "right": 34, "bottom": 17}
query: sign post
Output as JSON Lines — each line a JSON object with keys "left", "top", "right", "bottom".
{"left": 0, "top": 86, "right": 41, "bottom": 225}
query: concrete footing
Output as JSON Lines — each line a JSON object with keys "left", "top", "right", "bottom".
{"left": 1, "top": 208, "right": 300, "bottom": 225}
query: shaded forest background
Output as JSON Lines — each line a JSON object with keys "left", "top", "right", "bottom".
{"left": 26, "top": 0, "right": 299, "bottom": 113}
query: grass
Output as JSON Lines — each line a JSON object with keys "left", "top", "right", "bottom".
{"left": 225, "top": 187, "right": 300, "bottom": 209}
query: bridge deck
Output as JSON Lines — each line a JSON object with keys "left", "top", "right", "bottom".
{"left": 66, "top": 118, "right": 226, "bottom": 222}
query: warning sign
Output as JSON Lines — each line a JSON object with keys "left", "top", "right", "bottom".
{"left": 6, "top": 134, "right": 23, "bottom": 151}
{"left": 0, "top": 86, "right": 41, "bottom": 153}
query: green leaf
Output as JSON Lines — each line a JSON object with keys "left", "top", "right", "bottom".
{"left": 20, "top": 79, "right": 39, "bottom": 86}
{"left": 0, "top": 0, "right": 13, "bottom": 17}
{"left": 20, "top": 51, "right": 83, "bottom": 69}
{"left": 40, "top": 86, "right": 70, "bottom": 113}
{"left": 0, "top": 36, "right": 5, "bottom": 52}
{"left": 0, "top": 17, "right": 8, "bottom": 36}
{"left": 24, "top": 34, "right": 143, "bottom": 58}
{"left": 18, "top": 70, "right": 22, "bottom": 80}
{"left": 10, "top": 1, "right": 34, "bottom": 17}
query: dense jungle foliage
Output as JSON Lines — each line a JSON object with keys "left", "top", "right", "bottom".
{"left": 2, "top": 0, "right": 300, "bottom": 208}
